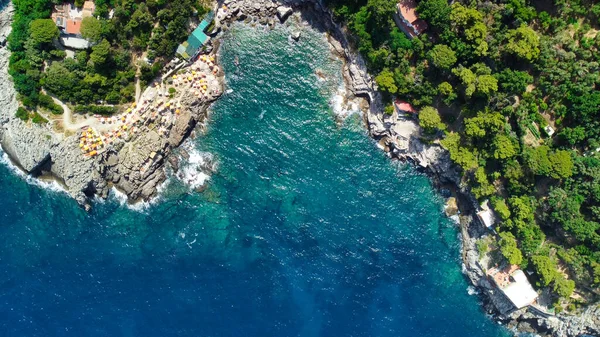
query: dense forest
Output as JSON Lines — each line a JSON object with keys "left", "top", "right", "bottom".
{"left": 8, "top": 0, "right": 208, "bottom": 120}
{"left": 325, "top": 0, "right": 600, "bottom": 311}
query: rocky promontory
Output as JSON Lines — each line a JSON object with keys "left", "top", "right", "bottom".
{"left": 1, "top": 1, "right": 598, "bottom": 335}
{"left": 0, "top": 3, "right": 223, "bottom": 207}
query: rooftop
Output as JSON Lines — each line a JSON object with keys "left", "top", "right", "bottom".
{"left": 477, "top": 200, "right": 496, "bottom": 228}
{"left": 66, "top": 19, "right": 82, "bottom": 35}
{"left": 52, "top": 1, "right": 96, "bottom": 37}
{"left": 394, "top": 99, "right": 417, "bottom": 114}
{"left": 177, "top": 12, "right": 213, "bottom": 60}
{"left": 398, "top": 0, "right": 419, "bottom": 24}
{"left": 395, "top": 0, "right": 428, "bottom": 37}
{"left": 488, "top": 265, "right": 539, "bottom": 309}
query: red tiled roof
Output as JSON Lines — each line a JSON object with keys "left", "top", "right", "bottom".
{"left": 394, "top": 99, "right": 417, "bottom": 114}
{"left": 398, "top": 0, "right": 419, "bottom": 24}
{"left": 66, "top": 19, "right": 82, "bottom": 35}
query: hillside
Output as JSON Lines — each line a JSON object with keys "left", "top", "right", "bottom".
{"left": 325, "top": 0, "right": 600, "bottom": 313}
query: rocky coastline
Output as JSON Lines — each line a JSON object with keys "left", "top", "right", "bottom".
{"left": 0, "top": 0, "right": 598, "bottom": 335}
{"left": 214, "top": 1, "right": 599, "bottom": 336}
{"left": 0, "top": 3, "right": 223, "bottom": 209}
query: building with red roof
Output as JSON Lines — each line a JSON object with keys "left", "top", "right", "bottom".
{"left": 51, "top": 1, "right": 95, "bottom": 37}
{"left": 65, "top": 19, "right": 82, "bottom": 35}
{"left": 394, "top": 0, "right": 428, "bottom": 39}
{"left": 394, "top": 99, "right": 417, "bottom": 115}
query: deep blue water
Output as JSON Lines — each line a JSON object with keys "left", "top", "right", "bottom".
{"left": 0, "top": 24, "right": 509, "bottom": 337}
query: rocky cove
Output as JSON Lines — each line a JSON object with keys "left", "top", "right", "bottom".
{"left": 0, "top": 0, "right": 599, "bottom": 336}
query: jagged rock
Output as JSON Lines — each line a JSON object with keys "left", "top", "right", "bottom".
{"left": 291, "top": 31, "right": 301, "bottom": 40}
{"left": 276, "top": 6, "right": 293, "bottom": 22}
{"left": 445, "top": 197, "right": 458, "bottom": 216}
{"left": 167, "top": 154, "right": 179, "bottom": 172}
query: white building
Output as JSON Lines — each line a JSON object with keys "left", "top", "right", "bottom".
{"left": 477, "top": 200, "right": 496, "bottom": 228}
{"left": 502, "top": 269, "right": 539, "bottom": 309}
{"left": 489, "top": 265, "right": 539, "bottom": 309}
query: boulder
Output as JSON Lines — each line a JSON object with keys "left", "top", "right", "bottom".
{"left": 291, "top": 31, "right": 301, "bottom": 41}
{"left": 445, "top": 197, "right": 458, "bottom": 216}
{"left": 276, "top": 6, "right": 293, "bottom": 22}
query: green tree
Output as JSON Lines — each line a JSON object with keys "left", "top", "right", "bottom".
{"left": 449, "top": 3, "right": 483, "bottom": 27}
{"left": 441, "top": 132, "right": 478, "bottom": 170}
{"left": 505, "top": 25, "right": 540, "bottom": 61}
{"left": 389, "top": 27, "right": 412, "bottom": 51}
{"left": 559, "top": 127, "right": 586, "bottom": 146}
{"left": 81, "top": 17, "right": 103, "bottom": 43}
{"left": 471, "top": 167, "right": 495, "bottom": 198}
{"left": 89, "top": 39, "right": 111, "bottom": 67}
{"left": 452, "top": 66, "right": 477, "bottom": 97}
{"left": 29, "top": 19, "right": 59, "bottom": 48}
{"left": 495, "top": 69, "right": 532, "bottom": 94}
{"left": 553, "top": 276, "right": 575, "bottom": 298}
{"left": 531, "top": 255, "right": 558, "bottom": 286}
{"left": 524, "top": 145, "right": 552, "bottom": 176}
{"left": 438, "top": 81, "right": 457, "bottom": 104}
{"left": 499, "top": 232, "right": 523, "bottom": 265}
{"left": 42, "top": 62, "right": 76, "bottom": 100}
{"left": 419, "top": 106, "right": 445, "bottom": 132}
{"left": 493, "top": 135, "right": 518, "bottom": 159}
{"left": 427, "top": 44, "right": 457, "bottom": 70}
{"left": 509, "top": 196, "right": 534, "bottom": 221}
{"left": 417, "top": 0, "right": 451, "bottom": 29}
{"left": 366, "top": 0, "right": 397, "bottom": 25}
{"left": 464, "top": 112, "right": 505, "bottom": 139}
{"left": 491, "top": 197, "right": 511, "bottom": 221}
{"left": 375, "top": 69, "right": 397, "bottom": 95}
{"left": 476, "top": 74, "right": 498, "bottom": 97}
{"left": 549, "top": 150, "right": 573, "bottom": 179}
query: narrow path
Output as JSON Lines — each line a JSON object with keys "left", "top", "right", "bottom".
{"left": 135, "top": 76, "right": 141, "bottom": 103}
{"left": 47, "top": 94, "right": 113, "bottom": 132}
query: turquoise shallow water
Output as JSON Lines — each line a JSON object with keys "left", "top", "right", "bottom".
{"left": 0, "top": 24, "right": 509, "bottom": 336}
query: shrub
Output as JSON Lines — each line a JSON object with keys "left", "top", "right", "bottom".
{"left": 419, "top": 106, "right": 445, "bottom": 132}
{"left": 31, "top": 112, "right": 48, "bottom": 124}
{"left": 15, "top": 107, "right": 29, "bottom": 121}
{"left": 499, "top": 232, "right": 523, "bottom": 265}
{"left": 491, "top": 197, "right": 511, "bottom": 221}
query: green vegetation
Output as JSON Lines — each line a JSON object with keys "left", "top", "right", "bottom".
{"left": 8, "top": 0, "right": 210, "bottom": 113}
{"left": 15, "top": 107, "right": 30, "bottom": 121}
{"left": 418, "top": 106, "right": 444, "bottom": 133}
{"left": 326, "top": 0, "right": 600, "bottom": 306}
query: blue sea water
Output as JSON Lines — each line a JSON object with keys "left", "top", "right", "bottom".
{"left": 0, "top": 24, "right": 510, "bottom": 337}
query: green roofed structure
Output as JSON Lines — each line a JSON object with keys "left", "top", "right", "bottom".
{"left": 177, "top": 12, "right": 214, "bottom": 60}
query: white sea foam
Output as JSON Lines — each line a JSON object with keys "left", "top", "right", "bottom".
{"left": 0, "top": 151, "right": 69, "bottom": 196}
{"left": 176, "top": 142, "right": 214, "bottom": 190}
{"left": 448, "top": 214, "right": 460, "bottom": 224}
{"left": 467, "top": 285, "right": 479, "bottom": 296}
{"left": 330, "top": 84, "right": 363, "bottom": 119}
{"left": 109, "top": 187, "right": 152, "bottom": 212}
{"left": 108, "top": 174, "right": 171, "bottom": 212}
